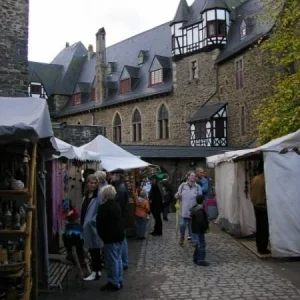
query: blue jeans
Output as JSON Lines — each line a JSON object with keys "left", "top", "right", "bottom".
{"left": 121, "top": 237, "right": 128, "bottom": 268}
{"left": 193, "top": 233, "right": 206, "bottom": 263}
{"left": 135, "top": 217, "right": 148, "bottom": 238}
{"left": 180, "top": 217, "right": 194, "bottom": 240}
{"left": 104, "top": 242, "right": 123, "bottom": 287}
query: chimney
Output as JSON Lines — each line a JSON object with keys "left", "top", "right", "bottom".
{"left": 95, "top": 27, "right": 107, "bottom": 103}
{"left": 88, "top": 44, "right": 94, "bottom": 60}
{"left": 65, "top": 42, "right": 70, "bottom": 48}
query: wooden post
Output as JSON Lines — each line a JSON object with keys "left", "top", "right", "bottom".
{"left": 24, "top": 143, "right": 37, "bottom": 300}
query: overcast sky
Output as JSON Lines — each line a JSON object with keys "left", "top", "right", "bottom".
{"left": 28, "top": 0, "right": 194, "bottom": 63}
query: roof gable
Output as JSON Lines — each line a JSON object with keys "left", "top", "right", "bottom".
{"left": 149, "top": 55, "right": 171, "bottom": 72}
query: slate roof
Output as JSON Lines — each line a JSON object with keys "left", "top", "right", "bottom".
{"left": 171, "top": 0, "right": 190, "bottom": 24}
{"left": 188, "top": 103, "right": 227, "bottom": 122}
{"left": 28, "top": 42, "right": 87, "bottom": 96}
{"left": 57, "top": 22, "right": 173, "bottom": 117}
{"left": 121, "top": 144, "right": 241, "bottom": 158}
{"left": 216, "top": 0, "right": 277, "bottom": 63}
{"left": 177, "top": 0, "right": 243, "bottom": 29}
{"left": 28, "top": 62, "right": 63, "bottom": 96}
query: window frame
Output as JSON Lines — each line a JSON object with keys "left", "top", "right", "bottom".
{"left": 72, "top": 93, "right": 81, "bottom": 106}
{"left": 132, "top": 109, "right": 142, "bottom": 142}
{"left": 207, "top": 20, "right": 226, "bottom": 38}
{"left": 158, "top": 104, "right": 169, "bottom": 139}
{"left": 150, "top": 69, "right": 163, "bottom": 86}
{"left": 120, "top": 78, "right": 131, "bottom": 94}
{"left": 235, "top": 58, "right": 244, "bottom": 90}
{"left": 113, "top": 114, "right": 122, "bottom": 144}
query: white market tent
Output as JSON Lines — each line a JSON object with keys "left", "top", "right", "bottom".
{"left": 207, "top": 130, "right": 300, "bottom": 257}
{"left": 79, "top": 135, "right": 149, "bottom": 172}
{"left": 0, "top": 97, "right": 53, "bottom": 142}
{"left": 52, "top": 137, "right": 102, "bottom": 161}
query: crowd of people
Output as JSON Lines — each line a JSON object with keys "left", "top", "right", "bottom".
{"left": 61, "top": 166, "right": 212, "bottom": 293}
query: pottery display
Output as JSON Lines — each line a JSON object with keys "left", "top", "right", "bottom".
{"left": 10, "top": 180, "right": 24, "bottom": 191}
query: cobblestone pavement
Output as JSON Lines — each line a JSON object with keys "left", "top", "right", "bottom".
{"left": 42, "top": 213, "right": 300, "bottom": 300}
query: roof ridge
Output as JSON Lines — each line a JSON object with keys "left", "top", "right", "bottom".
{"left": 107, "top": 22, "right": 171, "bottom": 49}
{"left": 29, "top": 61, "right": 63, "bottom": 68}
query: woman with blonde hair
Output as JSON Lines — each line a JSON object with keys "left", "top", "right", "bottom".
{"left": 81, "top": 174, "right": 103, "bottom": 281}
{"left": 95, "top": 170, "right": 108, "bottom": 204}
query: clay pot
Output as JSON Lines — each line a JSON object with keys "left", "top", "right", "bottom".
{"left": 10, "top": 180, "right": 24, "bottom": 191}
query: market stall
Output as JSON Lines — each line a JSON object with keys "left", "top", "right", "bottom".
{"left": 0, "top": 97, "right": 54, "bottom": 299}
{"left": 47, "top": 138, "right": 102, "bottom": 252}
{"left": 207, "top": 130, "right": 300, "bottom": 257}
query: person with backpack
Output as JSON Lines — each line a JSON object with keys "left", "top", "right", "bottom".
{"left": 190, "top": 194, "right": 209, "bottom": 266}
{"left": 175, "top": 171, "right": 202, "bottom": 246}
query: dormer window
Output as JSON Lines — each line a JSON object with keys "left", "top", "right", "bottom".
{"left": 107, "top": 62, "right": 117, "bottom": 75}
{"left": 138, "top": 50, "right": 148, "bottom": 65}
{"left": 72, "top": 93, "right": 81, "bottom": 105}
{"left": 120, "top": 79, "right": 131, "bottom": 94}
{"left": 240, "top": 21, "right": 247, "bottom": 39}
{"left": 150, "top": 69, "right": 163, "bottom": 86}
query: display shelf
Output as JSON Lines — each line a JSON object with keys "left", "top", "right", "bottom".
{"left": 0, "top": 189, "right": 30, "bottom": 196}
{"left": 0, "top": 269, "right": 24, "bottom": 278}
{"left": 0, "top": 224, "right": 27, "bottom": 235}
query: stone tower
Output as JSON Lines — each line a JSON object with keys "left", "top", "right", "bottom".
{"left": 95, "top": 27, "right": 107, "bottom": 103}
{"left": 0, "top": 0, "right": 29, "bottom": 96}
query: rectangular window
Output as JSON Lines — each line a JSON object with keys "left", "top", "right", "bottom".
{"left": 195, "top": 122, "right": 206, "bottom": 139}
{"left": 207, "top": 20, "right": 226, "bottom": 38}
{"left": 91, "top": 88, "right": 96, "bottom": 101}
{"left": 241, "top": 106, "right": 246, "bottom": 136}
{"left": 191, "top": 60, "right": 198, "bottom": 79}
{"left": 235, "top": 58, "right": 244, "bottom": 89}
{"left": 72, "top": 93, "right": 81, "bottom": 105}
{"left": 215, "top": 119, "right": 225, "bottom": 138}
{"left": 120, "top": 79, "right": 131, "bottom": 94}
{"left": 150, "top": 69, "right": 163, "bottom": 86}
{"left": 30, "top": 84, "right": 42, "bottom": 94}
{"left": 113, "top": 126, "right": 122, "bottom": 143}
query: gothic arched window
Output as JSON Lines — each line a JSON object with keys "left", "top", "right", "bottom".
{"left": 158, "top": 104, "right": 169, "bottom": 139}
{"left": 132, "top": 109, "right": 142, "bottom": 142}
{"left": 113, "top": 113, "right": 122, "bottom": 143}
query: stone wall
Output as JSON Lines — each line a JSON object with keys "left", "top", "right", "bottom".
{"left": 58, "top": 94, "right": 193, "bottom": 146}
{"left": 0, "top": 0, "right": 29, "bottom": 96}
{"left": 53, "top": 124, "right": 106, "bottom": 146}
{"left": 218, "top": 46, "right": 273, "bottom": 147}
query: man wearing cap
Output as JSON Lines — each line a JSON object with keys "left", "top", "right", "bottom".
{"left": 111, "top": 169, "right": 130, "bottom": 270}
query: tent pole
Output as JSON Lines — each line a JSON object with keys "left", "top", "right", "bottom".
{"left": 24, "top": 143, "right": 38, "bottom": 300}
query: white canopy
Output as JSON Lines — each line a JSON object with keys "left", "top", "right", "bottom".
{"left": 0, "top": 97, "right": 53, "bottom": 142}
{"left": 207, "top": 129, "right": 300, "bottom": 167}
{"left": 207, "top": 129, "right": 300, "bottom": 257}
{"left": 79, "top": 135, "right": 149, "bottom": 171}
{"left": 52, "top": 137, "right": 102, "bottom": 161}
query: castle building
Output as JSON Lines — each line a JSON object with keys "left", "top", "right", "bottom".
{"left": 27, "top": 0, "right": 276, "bottom": 184}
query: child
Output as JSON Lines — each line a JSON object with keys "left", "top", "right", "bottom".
{"left": 190, "top": 194, "right": 210, "bottom": 266}
{"left": 135, "top": 189, "right": 150, "bottom": 240}
{"left": 62, "top": 208, "right": 91, "bottom": 279}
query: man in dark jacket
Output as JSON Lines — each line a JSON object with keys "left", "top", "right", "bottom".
{"left": 190, "top": 195, "right": 209, "bottom": 266}
{"left": 149, "top": 175, "right": 163, "bottom": 236}
{"left": 111, "top": 170, "right": 129, "bottom": 270}
{"left": 161, "top": 173, "right": 173, "bottom": 221}
{"left": 96, "top": 185, "right": 124, "bottom": 291}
